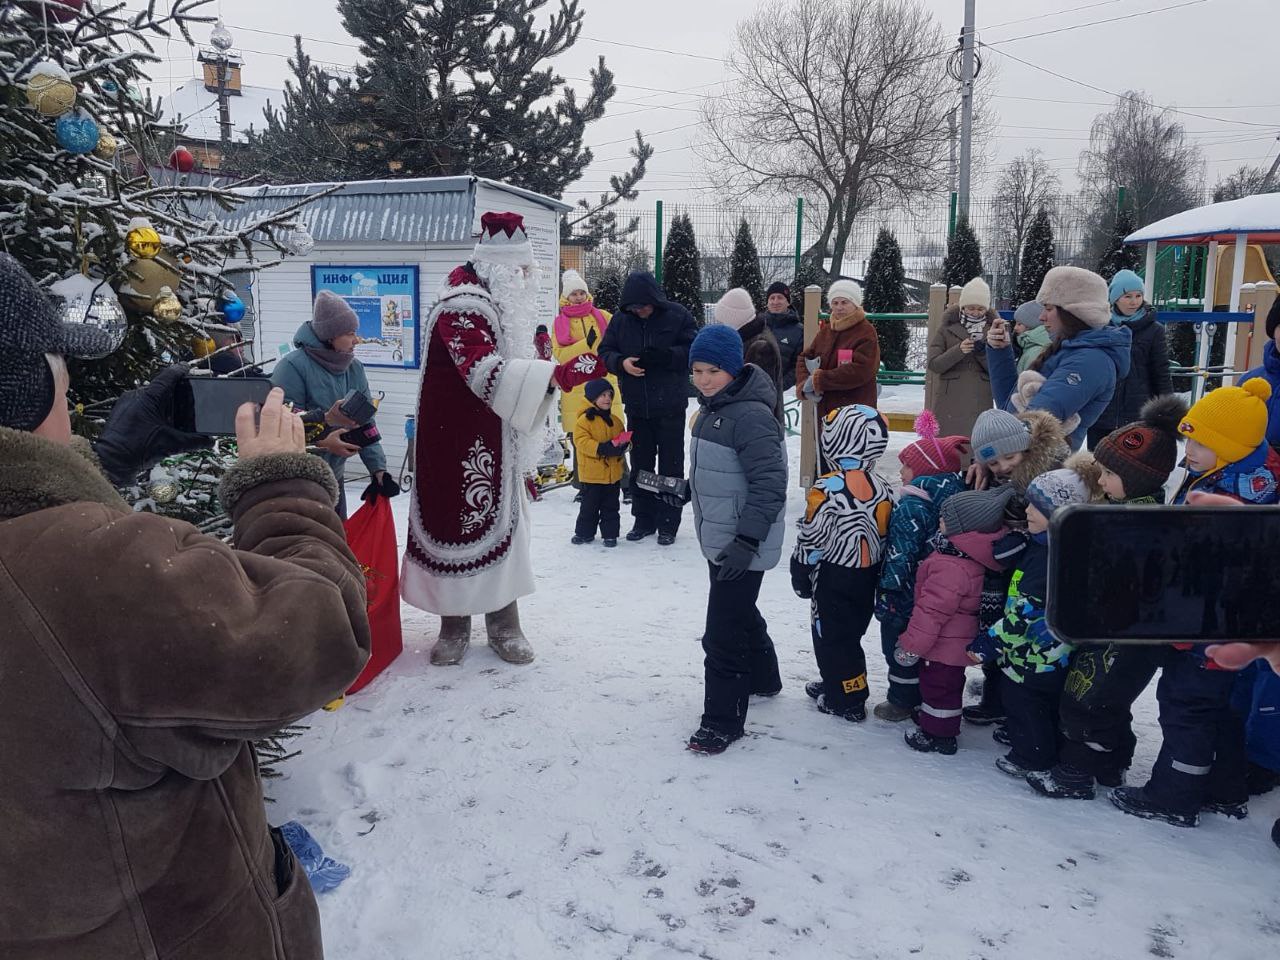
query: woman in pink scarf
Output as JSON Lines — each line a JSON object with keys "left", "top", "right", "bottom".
{"left": 553, "top": 270, "right": 618, "bottom": 430}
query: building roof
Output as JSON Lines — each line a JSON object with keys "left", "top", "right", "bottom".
{"left": 208, "top": 176, "right": 571, "bottom": 245}
{"left": 160, "top": 78, "right": 282, "bottom": 144}
{"left": 1126, "top": 193, "right": 1280, "bottom": 245}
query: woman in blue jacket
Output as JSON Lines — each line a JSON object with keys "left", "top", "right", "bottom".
{"left": 985, "top": 266, "right": 1131, "bottom": 452}
{"left": 272, "top": 290, "right": 388, "bottom": 517}
{"left": 1240, "top": 297, "right": 1280, "bottom": 451}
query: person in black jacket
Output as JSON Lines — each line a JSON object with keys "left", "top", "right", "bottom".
{"left": 1086, "top": 269, "right": 1172, "bottom": 448}
{"left": 599, "top": 271, "right": 699, "bottom": 544}
{"left": 762, "top": 281, "right": 803, "bottom": 391}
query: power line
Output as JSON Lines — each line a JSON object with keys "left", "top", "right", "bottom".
{"left": 983, "top": 0, "right": 1128, "bottom": 31}
{"left": 984, "top": 0, "right": 1211, "bottom": 46}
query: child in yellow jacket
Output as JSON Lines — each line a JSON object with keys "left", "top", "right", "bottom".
{"left": 573, "top": 379, "right": 630, "bottom": 547}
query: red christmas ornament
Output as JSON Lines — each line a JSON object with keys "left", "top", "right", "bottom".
{"left": 20, "top": 0, "right": 83, "bottom": 24}
{"left": 167, "top": 146, "right": 195, "bottom": 173}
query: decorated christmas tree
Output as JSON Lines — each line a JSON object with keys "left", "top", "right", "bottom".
{"left": 728, "top": 218, "right": 765, "bottom": 309}
{"left": 1096, "top": 208, "right": 1143, "bottom": 280}
{"left": 941, "top": 216, "right": 984, "bottom": 289}
{"left": 1017, "top": 208, "right": 1056, "bottom": 304}
{"left": 663, "top": 213, "right": 705, "bottom": 325}
{"left": 863, "top": 228, "right": 910, "bottom": 371}
{"left": 1, "top": 0, "right": 309, "bottom": 421}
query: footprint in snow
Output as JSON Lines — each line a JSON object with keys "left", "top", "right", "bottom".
{"left": 1149, "top": 920, "right": 1183, "bottom": 957}
{"left": 942, "top": 868, "right": 971, "bottom": 889}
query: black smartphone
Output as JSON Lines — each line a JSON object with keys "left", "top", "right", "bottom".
{"left": 1047, "top": 504, "right": 1280, "bottom": 644}
{"left": 173, "top": 375, "right": 274, "bottom": 436}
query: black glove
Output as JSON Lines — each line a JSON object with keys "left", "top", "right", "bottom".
{"left": 656, "top": 483, "right": 691, "bottom": 509}
{"left": 93, "top": 365, "right": 212, "bottom": 486}
{"left": 596, "top": 440, "right": 627, "bottom": 458}
{"left": 790, "top": 553, "right": 814, "bottom": 599}
{"left": 714, "top": 535, "right": 759, "bottom": 582}
{"left": 586, "top": 328, "right": 598, "bottom": 349}
{"left": 637, "top": 346, "right": 672, "bottom": 370}
{"left": 361, "top": 473, "right": 402, "bottom": 503}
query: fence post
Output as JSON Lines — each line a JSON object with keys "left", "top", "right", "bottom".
{"left": 654, "top": 199, "right": 664, "bottom": 284}
{"left": 1242, "top": 281, "right": 1277, "bottom": 372}
{"left": 794, "top": 197, "right": 804, "bottom": 276}
{"left": 799, "top": 283, "right": 822, "bottom": 488}
{"left": 948, "top": 192, "right": 958, "bottom": 239}
{"left": 948, "top": 285, "right": 962, "bottom": 308}
{"left": 926, "top": 282, "right": 948, "bottom": 410}
{"left": 1117, "top": 185, "right": 1127, "bottom": 213}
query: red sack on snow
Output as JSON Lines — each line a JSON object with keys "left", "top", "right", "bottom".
{"left": 342, "top": 494, "right": 403, "bottom": 693}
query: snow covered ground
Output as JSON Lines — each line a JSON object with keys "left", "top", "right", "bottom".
{"left": 274, "top": 426, "right": 1280, "bottom": 960}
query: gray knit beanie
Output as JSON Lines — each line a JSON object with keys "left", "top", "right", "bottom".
{"left": 1013, "top": 301, "right": 1044, "bottom": 330}
{"left": 971, "top": 409, "right": 1032, "bottom": 463}
{"left": 311, "top": 290, "right": 359, "bottom": 343}
{"left": 0, "top": 253, "right": 114, "bottom": 430}
{"left": 941, "top": 486, "right": 1015, "bottom": 535}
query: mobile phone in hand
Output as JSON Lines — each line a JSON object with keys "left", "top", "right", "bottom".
{"left": 173, "top": 375, "right": 274, "bottom": 436}
{"left": 1047, "top": 504, "right": 1280, "bottom": 644}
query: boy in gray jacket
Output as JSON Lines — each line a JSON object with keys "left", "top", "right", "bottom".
{"left": 684, "top": 324, "right": 788, "bottom": 754}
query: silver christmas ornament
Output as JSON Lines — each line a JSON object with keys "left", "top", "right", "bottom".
{"left": 50, "top": 273, "right": 127, "bottom": 358}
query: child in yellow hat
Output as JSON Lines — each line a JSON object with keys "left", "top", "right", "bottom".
{"left": 1172, "top": 379, "right": 1280, "bottom": 505}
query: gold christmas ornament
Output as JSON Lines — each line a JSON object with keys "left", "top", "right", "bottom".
{"left": 124, "top": 218, "right": 161, "bottom": 259}
{"left": 93, "top": 129, "right": 118, "bottom": 160}
{"left": 147, "top": 479, "right": 178, "bottom": 504}
{"left": 151, "top": 286, "right": 183, "bottom": 322}
{"left": 25, "top": 61, "right": 76, "bottom": 117}
{"left": 117, "top": 252, "right": 181, "bottom": 315}
{"left": 192, "top": 335, "right": 217, "bottom": 358}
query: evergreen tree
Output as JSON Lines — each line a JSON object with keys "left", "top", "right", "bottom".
{"left": 728, "top": 218, "right": 765, "bottom": 308}
{"left": 791, "top": 254, "right": 830, "bottom": 315}
{"left": 1096, "top": 208, "right": 1143, "bottom": 279}
{"left": 663, "top": 213, "right": 705, "bottom": 325}
{"left": 941, "top": 216, "right": 984, "bottom": 288}
{"left": 592, "top": 266, "right": 624, "bottom": 314}
{"left": 1017, "top": 208, "right": 1056, "bottom": 303}
{"left": 0, "top": 1, "right": 303, "bottom": 417}
{"left": 863, "top": 228, "right": 910, "bottom": 371}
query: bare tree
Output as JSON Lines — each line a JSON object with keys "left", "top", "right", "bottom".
{"left": 1213, "top": 164, "right": 1276, "bottom": 202}
{"left": 699, "top": 0, "right": 958, "bottom": 277}
{"left": 1079, "top": 91, "right": 1204, "bottom": 231}
{"left": 992, "top": 149, "right": 1060, "bottom": 300}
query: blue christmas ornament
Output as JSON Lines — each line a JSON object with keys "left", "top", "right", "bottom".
{"left": 220, "top": 292, "right": 246, "bottom": 323}
{"left": 55, "top": 109, "right": 99, "bottom": 154}
{"left": 100, "top": 79, "right": 119, "bottom": 95}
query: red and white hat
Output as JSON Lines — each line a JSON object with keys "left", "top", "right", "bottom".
{"left": 472, "top": 211, "right": 534, "bottom": 268}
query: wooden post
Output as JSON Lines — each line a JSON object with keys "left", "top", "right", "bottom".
{"left": 1222, "top": 234, "right": 1249, "bottom": 386}
{"left": 1233, "top": 283, "right": 1258, "bottom": 377}
{"left": 799, "top": 284, "right": 823, "bottom": 488}
{"left": 1243, "top": 281, "right": 1277, "bottom": 372}
{"left": 948, "top": 285, "right": 962, "bottom": 308}
{"left": 926, "top": 283, "right": 948, "bottom": 410}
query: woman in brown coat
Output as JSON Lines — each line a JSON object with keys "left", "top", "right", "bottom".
{"left": 927, "top": 276, "right": 996, "bottom": 438}
{"left": 795, "top": 278, "right": 880, "bottom": 417}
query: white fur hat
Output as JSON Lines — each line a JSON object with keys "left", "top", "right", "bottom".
{"left": 959, "top": 277, "right": 991, "bottom": 309}
{"left": 713, "top": 287, "right": 756, "bottom": 330}
{"left": 561, "top": 269, "right": 589, "bottom": 297}
{"left": 827, "top": 278, "right": 863, "bottom": 307}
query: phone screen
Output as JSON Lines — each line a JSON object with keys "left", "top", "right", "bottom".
{"left": 1047, "top": 504, "right": 1280, "bottom": 644}
{"left": 175, "top": 376, "right": 274, "bottom": 436}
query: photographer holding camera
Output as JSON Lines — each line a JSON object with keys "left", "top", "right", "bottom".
{"left": 272, "top": 290, "right": 394, "bottom": 517}
{"left": 0, "top": 253, "right": 370, "bottom": 959}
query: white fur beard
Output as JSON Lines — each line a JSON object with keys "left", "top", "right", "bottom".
{"left": 474, "top": 260, "right": 556, "bottom": 476}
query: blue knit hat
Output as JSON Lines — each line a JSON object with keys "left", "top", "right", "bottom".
{"left": 689, "top": 323, "right": 744, "bottom": 376}
{"left": 583, "top": 378, "right": 613, "bottom": 403}
{"left": 1108, "top": 269, "right": 1144, "bottom": 305}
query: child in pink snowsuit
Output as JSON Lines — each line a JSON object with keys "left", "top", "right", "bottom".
{"left": 898, "top": 486, "right": 1015, "bottom": 755}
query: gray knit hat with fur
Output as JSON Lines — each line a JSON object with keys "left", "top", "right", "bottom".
{"left": 941, "top": 486, "right": 1015, "bottom": 535}
{"left": 311, "top": 290, "right": 359, "bottom": 343}
{"left": 0, "top": 253, "right": 114, "bottom": 430}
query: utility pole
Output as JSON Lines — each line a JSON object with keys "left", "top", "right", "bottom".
{"left": 957, "top": 0, "right": 976, "bottom": 221}
{"left": 948, "top": 107, "right": 958, "bottom": 239}
{"left": 1259, "top": 134, "right": 1280, "bottom": 193}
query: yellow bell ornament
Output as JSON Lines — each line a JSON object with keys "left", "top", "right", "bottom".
{"left": 125, "top": 217, "right": 162, "bottom": 259}
{"left": 152, "top": 286, "right": 183, "bottom": 322}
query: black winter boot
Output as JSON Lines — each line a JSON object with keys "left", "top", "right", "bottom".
{"left": 626, "top": 523, "right": 655, "bottom": 542}
{"left": 687, "top": 726, "right": 743, "bottom": 755}
{"left": 963, "top": 703, "right": 1007, "bottom": 726}
{"left": 1109, "top": 787, "right": 1199, "bottom": 828}
{"left": 816, "top": 694, "right": 866, "bottom": 723}
{"left": 1027, "top": 764, "right": 1096, "bottom": 800}
{"left": 905, "top": 729, "right": 958, "bottom": 755}
{"left": 804, "top": 680, "right": 823, "bottom": 701}
{"left": 1272, "top": 817, "right": 1280, "bottom": 851}
{"left": 1201, "top": 799, "right": 1249, "bottom": 820}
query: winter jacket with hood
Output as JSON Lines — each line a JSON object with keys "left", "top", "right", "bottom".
{"left": 1089, "top": 305, "right": 1172, "bottom": 435}
{"left": 0, "top": 429, "right": 370, "bottom": 960}
{"left": 762, "top": 308, "right": 803, "bottom": 390}
{"left": 271, "top": 321, "right": 387, "bottom": 478}
{"left": 795, "top": 305, "right": 881, "bottom": 417}
{"left": 1171, "top": 440, "right": 1280, "bottom": 505}
{"left": 736, "top": 315, "right": 785, "bottom": 425}
{"left": 598, "top": 272, "right": 698, "bottom": 419}
{"left": 573, "top": 405, "right": 627, "bottom": 485}
{"left": 551, "top": 295, "right": 619, "bottom": 430}
{"left": 899, "top": 528, "right": 1008, "bottom": 668}
{"left": 988, "top": 323, "right": 1133, "bottom": 449}
{"left": 795, "top": 405, "right": 896, "bottom": 570}
{"left": 877, "top": 471, "right": 966, "bottom": 622}
{"left": 1240, "top": 341, "right": 1280, "bottom": 450}
{"left": 689, "top": 364, "right": 789, "bottom": 570}
{"left": 927, "top": 306, "right": 995, "bottom": 437}
{"left": 1016, "top": 324, "right": 1053, "bottom": 374}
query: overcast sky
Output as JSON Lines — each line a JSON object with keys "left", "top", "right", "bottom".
{"left": 134, "top": 0, "right": 1279, "bottom": 202}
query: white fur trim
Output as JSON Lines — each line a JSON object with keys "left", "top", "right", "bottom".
{"left": 491, "top": 357, "right": 556, "bottom": 434}
{"left": 472, "top": 240, "right": 534, "bottom": 268}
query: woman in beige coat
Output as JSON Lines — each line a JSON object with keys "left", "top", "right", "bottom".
{"left": 927, "top": 277, "right": 996, "bottom": 438}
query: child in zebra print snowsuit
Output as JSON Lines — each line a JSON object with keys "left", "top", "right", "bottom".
{"left": 790, "top": 404, "right": 896, "bottom": 722}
